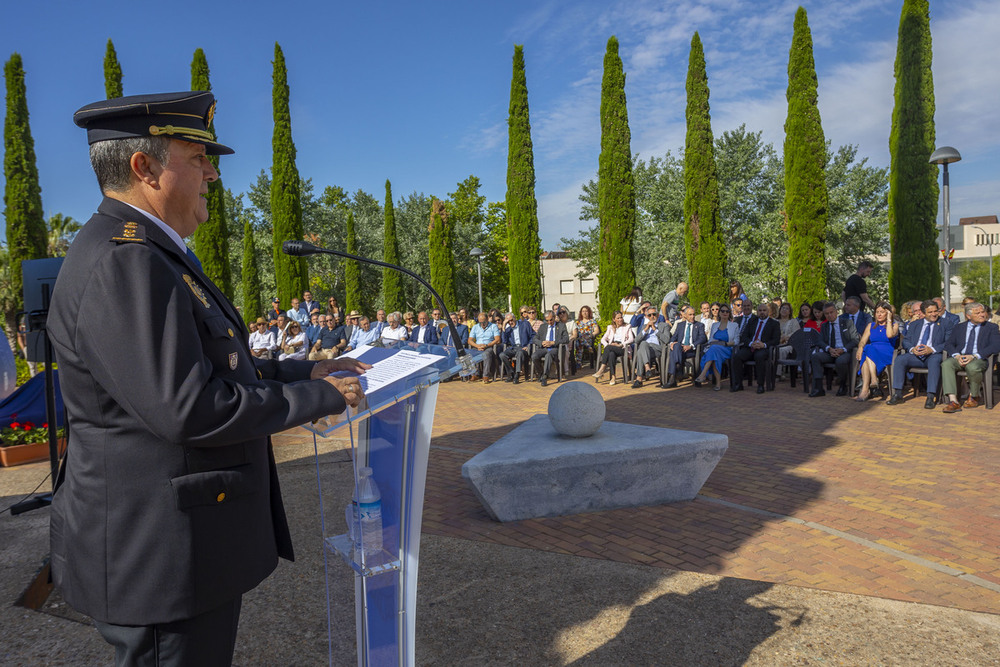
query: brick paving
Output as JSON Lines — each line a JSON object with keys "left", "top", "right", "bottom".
{"left": 415, "top": 373, "right": 1000, "bottom": 614}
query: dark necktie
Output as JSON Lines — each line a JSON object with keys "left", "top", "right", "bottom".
{"left": 919, "top": 323, "right": 931, "bottom": 347}
{"left": 963, "top": 325, "right": 979, "bottom": 355}
{"left": 186, "top": 247, "right": 203, "bottom": 272}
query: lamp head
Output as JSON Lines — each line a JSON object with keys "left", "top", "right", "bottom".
{"left": 469, "top": 247, "right": 483, "bottom": 258}
{"left": 929, "top": 146, "right": 961, "bottom": 165}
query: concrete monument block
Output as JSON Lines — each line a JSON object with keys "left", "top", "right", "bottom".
{"left": 462, "top": 414, "right": 728, "bottom": 522}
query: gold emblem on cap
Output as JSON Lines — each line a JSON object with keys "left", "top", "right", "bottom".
{"left": 149, "top": 124, "right": 216, "bottom": 142}
{"left": 183, "top": 274, "right": 210, "bottom": 308}
{"left": 206, "top": 101, "right": 216, "bottom": 127}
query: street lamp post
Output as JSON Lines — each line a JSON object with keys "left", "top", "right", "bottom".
{"left": 972, "top": 225, "right": 994, "bottom": 311}
{"left": 469, "top": 247, "right": 484, "bottom": 314}
{"left": 930, "top": 146, "right": 962, "bottom": 310}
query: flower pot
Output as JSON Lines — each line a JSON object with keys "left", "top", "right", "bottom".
{"left": 0, "top": 437, "right": 67, "bottom": 467}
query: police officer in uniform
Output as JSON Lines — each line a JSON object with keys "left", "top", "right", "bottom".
{"left": 47, "top": 91, "right": 369, "bottom": 666}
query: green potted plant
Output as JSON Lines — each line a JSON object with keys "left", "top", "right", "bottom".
{"left": 0, "top": 419, "right": 67, "bottom": 467}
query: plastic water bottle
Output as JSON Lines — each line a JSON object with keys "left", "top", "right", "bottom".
{"left": 355, "top": 466, "right": 382, "bottom": 557}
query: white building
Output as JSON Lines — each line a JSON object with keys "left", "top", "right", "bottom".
{"left": 539, "top": 251, "right": 598, "bottom": 319}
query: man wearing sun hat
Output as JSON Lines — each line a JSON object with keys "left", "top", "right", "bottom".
{"left": 46, "top": 91, "right": 370, "bottom": 665}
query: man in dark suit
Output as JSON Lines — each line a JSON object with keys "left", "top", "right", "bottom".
{"left": 939, "top": 302, "right": 1000, "bottom": 412}
{"left": 810, "top": 301, "right": 861, "bottom": 397}
{"left": 407, "top": 310, "right": 439, "bottom": 345}
{"left": 500, "top": 314, "right": 535, "bottom": 384}
{"left": 48, "top": 92, "right": 369, "bottom": 665}
{"left": 733, "top": 298, "right": 754, "bottom": 341}
{"left": 440, "top": 312, "right": 470, "bottom": 348}
{"left": 530, "top": 310, "right": 569, "bottom": 386}
{"left": 732, "top": 302, "right": 781, "bottom": 393}
{"left": 933, "top": 297, "right": 961, "bottom": 329}
{"left": 663, "top": 305, "right": 706, "bottom": 387}
{"left": 887, "top": 299, "right": 952, "bottom": 408}
{"left": 840, "top": 296, "right": 871, "bottom": 339}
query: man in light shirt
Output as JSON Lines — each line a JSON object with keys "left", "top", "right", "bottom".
{"left": 249, "top": 318, "right": 277, "bottom": 359}
{"left": 468, "top": 311, "right": 501, "bottom": 382}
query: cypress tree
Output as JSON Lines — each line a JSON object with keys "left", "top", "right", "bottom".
{"left": 104, "top": 39, "right": 123, "bottom": 99}
{"left": 505, "top": 44, "right": 542, "bottom": 311}
{"left": 888, "top": 0, "right": 939, "bottom": 305}
{"left": 683, "top": 32, "right": 727, "bottom": 305}
{"left": 428, "top": 198, "right": 456, "bottom": 310}
{"left": 241, "top": 217, "right": 262, "bottom": 321}
{"left": 4, "top": 54, "right": 47, "bottom": 312}
{"left": 784, "top": 7, "right": 828, "bottom": 306}
{"left": 270, "top": 43, "right": 307, "bottom": 306}
{"left": 382, "top": 179, "right": 406, "bottom": 312}
{"left": 597, "top": 36, "right": 637, "bottom": 321}
{"left": 190, "top": 48, "right": 232, "bottom": 296}
{"left": 344, "top": 211, "right": 362, "bottom": 314}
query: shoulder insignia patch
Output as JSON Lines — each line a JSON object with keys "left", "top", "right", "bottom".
{"left": 183, "top": 274, "right": 211, "bottom": 309}
{"left": 229, "top": 352, "right": 238, "bottom": 371}
{"left": 111, "top": 221, "right": 146, "bottom": 244}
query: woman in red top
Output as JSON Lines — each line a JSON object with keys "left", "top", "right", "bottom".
{"left": 801, "top": 300, "right": 825, "bottom": 333}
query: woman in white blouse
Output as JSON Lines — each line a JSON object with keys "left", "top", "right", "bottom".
{"left": 593, "top": 310, "right": 635, "bottom": 385}
{"left": 278, "top": 321, "right": 308, "bottom": 361}
{"left": 381, "top": 311, "right": 408, "bottom": 343}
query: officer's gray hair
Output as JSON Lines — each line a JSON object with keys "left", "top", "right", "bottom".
{"left": 964, "top": 301, "right": 984, "bottom": 316}
{"left": 89, "top": 136, "right": 171, "bottom": 193}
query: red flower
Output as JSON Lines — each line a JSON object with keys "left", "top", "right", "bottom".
{"left": 42, "top": 422, "right": 48, "bottom": 429}
{"left": 23, "top": 424, "right": 33, "bottom": 431}
{"left": 10, "top": 422, "right": 20, "bottom": 429}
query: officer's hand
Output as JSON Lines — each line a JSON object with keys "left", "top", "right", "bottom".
{"left": 326, "top": 376, "right": 364, "bottom": 407}
{"left": 311, "top": 357, "right": 372, "bottom": 380}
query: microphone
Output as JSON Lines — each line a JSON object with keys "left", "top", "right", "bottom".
{"left": 282, "top": 240, "right": 474, "bottom": 373}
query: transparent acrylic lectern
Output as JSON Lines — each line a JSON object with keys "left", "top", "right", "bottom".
{"left": 304, "top": 340, "right": 480, "bottom": 667}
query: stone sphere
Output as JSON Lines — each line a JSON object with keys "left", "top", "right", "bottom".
{"left": 547, "top": 381, "right": 605, "bottom": 437}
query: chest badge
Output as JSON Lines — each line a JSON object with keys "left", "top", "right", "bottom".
{"left": 229, "top": 352, "right": 239, "bottom": 370}
{"left": 183, "top": 274, "right": 211, "bottom": 309}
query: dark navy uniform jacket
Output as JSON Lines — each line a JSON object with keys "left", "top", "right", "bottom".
{"left": 47, "top": 197, "right": 345, "bottom": 626}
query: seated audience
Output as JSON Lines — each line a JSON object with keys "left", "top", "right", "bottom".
{"left": 371, "top": 309, "right": 387, "bottom": 337}
{"left": 468, "top": 311, "right": 502, "bottom": 382}
{"left": 530, "top": 310, "right": 569, "bottom": 386}
{"left": 403, "top": 311, "right": 416, "bottom": 333}
{"left": 326, "top": 296, "right": 341, "bottom": 319}
{"left": 593, "top": 310, "right": 634, "bottom": 386}
{"left": 309, "top": 315, "right": 346, "bottom": 360}
{"left": 527, "top": 307, "right": 542, "bottom": 333}
{"left": 732, "top": 302, "right": 780, "bottom": 394}
{"left": 698, "top": 302, "right": 714, "bottom": 329}
{"left": 249, "top": 318, "right": 277, "bottom": 359}
{"left": 939, "top": 302, "right": 1000, "bottom": 412}
{"left": 695, "top": 304, "right": 737, "bottom": 391}
{"left": 305, "top": 312, "right": 322, "bottom": 346}
{"left": 286, "top": 297, "right": 309, "bottom": 326}
{"left": 441, "top": 312, "right": 470, "bottom": 348}
{"left": 663, "top": 305, "right": 706, "bottom": 388}
{"left": 558, "top": 308, "right": 578, "bottom": 376}
{"left": 809, "top": 301, "right": 861, "bottom": 397}
{"left": 345, "top": 316, "right": 380, "bottom": 352}
{"left": 856, "top": 301, "right": 902, "bottom": 402}
{"left": 776, "top": 302, "right": 801, "bottom": 379}
{"left": 796, "top": 302, "right": 813, "bottom": 328}
{"left": 933, "top": 297, "right": 961, "bottom": 329}
{"left": 734, "top": 298, "right": 754, "bottom": 341}
{"left": 801, "top": 300, "right": 825, "bottom": 333}
{"left": 840, "top": 297, "right": 871, "bottom": 343}
{"left": 629, "top": 300, "right": 653, "bottom": 329}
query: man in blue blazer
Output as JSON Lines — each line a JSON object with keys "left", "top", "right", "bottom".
{"left": 530, "top": 310, "right": 569, "bottom": 386}
{"left": 440, "top": 312, "right": 470, "bottom": 348}
{"left": 888, "top": 299, "right": 953, "bottom": 408}
{"left": 408, "top": 311, "right": 439, "bottom": 345}
{"left": 500, "top": 315, "right": 535, "bottom": 384}
{"left": 840, "top": 297, "right": 871, "bottom": 340}
{"left": 939, "top": 302, "right": 1000, "bottom": 412}
{"left": 663, "top": 305, "right": 707, "bottom": 387}
{"left": 811, "top": 302, "right": 861, "bottom": 397}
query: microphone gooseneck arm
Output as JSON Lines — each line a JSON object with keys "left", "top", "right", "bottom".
{"left": 282, "top": 240, "right": 471, "bottom": 363}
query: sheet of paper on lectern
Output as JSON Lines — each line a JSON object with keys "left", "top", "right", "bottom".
{"left": 332, "top": 344, "right": 445, "bottom": 395}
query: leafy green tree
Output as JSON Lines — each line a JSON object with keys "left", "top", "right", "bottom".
{"left": 428, "top": 198, "right": 456, "bottom": 310}
{"left": 382, "top": 179, "right": 406, "bottom": 312}
{"left": 784, "top": 6, "right": 828, "bottom": 306}
{"left": 241, "top": 217, "right": 262, "bottom": 322}
{"left": 270, "top": 43, "right": 307, "bottom": 305}
{"left": 597, "top": 36, "right": 637, "bottom": 321}
{"left": 683, "top": 32, "right": 727, "bottom": 305}
{"left": 343, "top": 211, "right": 362, "bottom": 313}
{"left": 506, "top": 44, "right": 542, "bottom": 312}
{"left": 888, "top": 0, "right": 939, "bottom": 306}
{"left": 956, "top": 258, "right": 1000, "bottom": 306}
{"left": 103, "top": 39, "right": 123, "bottom": 98}
{"left": 46, "top": 213, "right": 81, "bottom": 257}
{"left": 3, "top": 53, "right": 47, "bottom": 315}
{"left": 190, "top": 48, "right": 232, "bottom": 296}
{"left": 446, "top": 175, "right": 492, "bottom": 311}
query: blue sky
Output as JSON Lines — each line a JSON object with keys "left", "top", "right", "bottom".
{"left": 2, "top": 0, "right": 997, "bottom": 250}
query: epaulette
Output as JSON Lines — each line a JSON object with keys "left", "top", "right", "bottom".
{"left": 110, "top": 221, "right": 146, "bottom": 244}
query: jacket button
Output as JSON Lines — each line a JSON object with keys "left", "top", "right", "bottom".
{"left": 227, "top": 328, "right": 234, "bottom": 337}
{"left": 216, "top": 492, "right": 226, "bottom": 503}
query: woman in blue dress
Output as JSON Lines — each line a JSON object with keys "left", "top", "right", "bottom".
{"left": 694, "top": 304, "right": 738, "bottom": 391}
{"left": 855, "top": 301, "right": 900, "bottom": 401}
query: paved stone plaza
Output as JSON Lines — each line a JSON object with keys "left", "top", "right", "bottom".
{"left": 2, "top": 375, "right": 998, "bottom": 664}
